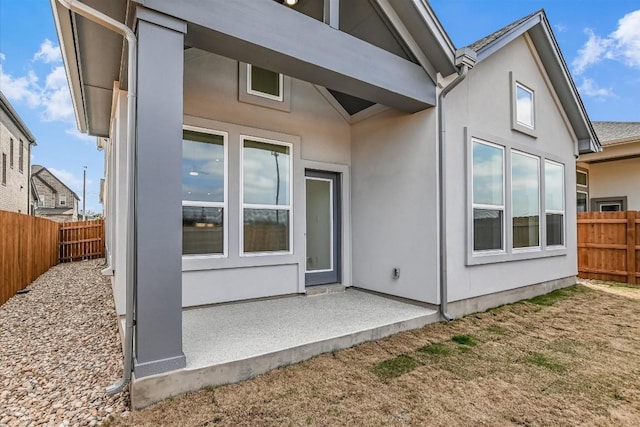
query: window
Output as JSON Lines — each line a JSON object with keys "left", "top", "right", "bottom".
{"left": 9, "top": 139, "right": 14, "bottom": 168}
{"left": 38, "top": 195, "right": 45, "bottom": 208}
{"left": 19, "top": 140, "right": 24, "bottom": 172}
{"left": 511, "top": 151, "right": 540, "bottom": 249}
{"left": 515, "top": 83, "right": 534, "bottom": 129}
{"left": 182, "top": 128, "right": 227, "bottom": 256}
{"left": 472, "top": 139, "right": 505, "bottom": 252}
{"left": 591, "top": 197, "right": 627, "bottom": 212}
{"left": 59, "top": 195, "right": 66, "bottom": 206}
{"left": 1, "top": 153, "right": 6, "bottom": 185}
{"left": 241, "top": 137, "right": 292, "bottom": 254}
{"left": 577, "top": 191, "right": 588, "bottom": 213}
{"left": 545, "top": 161, "right": 565, "bottom": 247}
{"left": 247, "top": 64, "right": 283, "bottom": 101}
{"left": 576, "top": 170, "right": 588, "bottom": 187}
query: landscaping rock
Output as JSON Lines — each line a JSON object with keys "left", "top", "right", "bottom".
{"left": 0, "top": 260, "right": 129, "bottom": 426}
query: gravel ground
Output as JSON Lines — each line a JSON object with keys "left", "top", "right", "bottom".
{"left": 0, "top": 260, "right": 129, "bottom": 426}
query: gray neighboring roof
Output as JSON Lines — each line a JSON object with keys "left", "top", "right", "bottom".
{"left": 592, "top": 122, "right": 640, "bottom": 146}
{"left": 0, "top": 90, "right": 37, "bottom": 145}
{"left": 466, "top": 10, "right": 600, "bottom": 155}
{"left": 35, "top": 207, "right": 75, "bottom": 215}
{"left": 31, "top": 164, "right": 81, "bottom": 201}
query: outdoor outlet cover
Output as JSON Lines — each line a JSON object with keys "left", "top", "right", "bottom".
{"left": 393, "top": 268, "right": 400, "bottom": 279}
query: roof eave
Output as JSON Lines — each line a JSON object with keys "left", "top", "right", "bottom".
{"left": 50, "top": 0, "right": 89, "bottom": 135}
{"left": 0, "top": 91, "right": 37, "bottom": 144}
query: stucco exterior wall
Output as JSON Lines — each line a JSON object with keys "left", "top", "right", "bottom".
{"left": 585, "top": 157, "right": 640, "bottom": 210}
{"left": 0, "top": 111, "right": 31, "bottom": 214}
{"left": 179, "top": 49, "right": 352, "bottom": 307}
{"left": 443, "top": 35, "right": 578, "bottom": 303}
{"left": 350, "top": 109, "right": 438, "bottom": 303}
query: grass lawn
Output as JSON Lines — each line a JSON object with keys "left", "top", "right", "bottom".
{"left": 106, "top": 283, "right": 640, "bottom": 426}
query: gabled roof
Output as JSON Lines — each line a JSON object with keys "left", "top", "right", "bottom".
{"left": 592, "top": 122, "right": 640, "bottom": 146}
{"left": 0, "top": 90, "right": 37, "bottom": 145}
{"left": 31, "top": 164, "right": 81, "bottom": 201}
{"left": 467, "top": 10, "right": 600, "bottom": 155}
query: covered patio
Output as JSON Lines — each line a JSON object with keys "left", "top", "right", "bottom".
{"left": 130, "top": 288, "right": 439, "bottom": 408}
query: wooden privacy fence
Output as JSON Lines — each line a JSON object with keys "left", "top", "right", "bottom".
{"left": 59, "top": 219, "right": 105, "bottom": 263}
{"left": 577, "top": 211, "right": 640, "bottom": 285}
{"left": 0, "top": 211, "right": 59, "bottom": 306}
{"left": 0, "top": 212, "right": 105, "bottom": 305}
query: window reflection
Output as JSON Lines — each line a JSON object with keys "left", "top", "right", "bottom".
{"left": 473, "top": 142, "right": 504, "bottom": 206}
{"left": 182, "top": 206, "right": 223, "bottom": 254}
{"left": 244, "top": 209, "right": 289, "bottom": 252}
{"left": 512, "top": 152, "right": 540, "bottom": 248}
{"left": 243, "top": 140, "right": 290, "bottom": 205}
{"left": 182, "top": 131, "right": 224, "bottom": 203}
{"left": 516, "top": 84, "right": 534, "bottom": 128}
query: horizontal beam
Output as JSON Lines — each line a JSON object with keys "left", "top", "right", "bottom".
{"left": 139, "top": 0, "right": 436, "bottom": 112}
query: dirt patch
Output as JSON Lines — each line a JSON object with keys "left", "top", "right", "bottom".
{"left": 109, "top": 284, "right": 640, "bottom": 426}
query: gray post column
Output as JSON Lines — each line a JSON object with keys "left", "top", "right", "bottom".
{"left": 133, "top": 8, "right": 187, "bottom": 377}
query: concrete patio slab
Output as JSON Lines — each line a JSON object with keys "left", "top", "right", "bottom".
{"left": 130, "top": 289, "right": 439, "bottom": 409}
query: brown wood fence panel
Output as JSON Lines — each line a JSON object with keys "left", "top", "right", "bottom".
{"left": 577, "top": 211, "right": 640, "bottom": 285}
{"left": 0, "top": 211, "right": 59, "bottom": 306}
{"left": 58, "top": 219, "right": 105, "bottom": 263}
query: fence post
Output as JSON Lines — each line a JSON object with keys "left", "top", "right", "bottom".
{"left": 628, "top": 211, "right": 637, "bottom": 284}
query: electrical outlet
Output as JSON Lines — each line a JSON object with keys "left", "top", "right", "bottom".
{"left": 393, "top": 267, "right": 400, "bottom": 279}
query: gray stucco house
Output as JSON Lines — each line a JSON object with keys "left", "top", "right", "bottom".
{"left": 51, "top": 0, "right": 599, "bottom": 407}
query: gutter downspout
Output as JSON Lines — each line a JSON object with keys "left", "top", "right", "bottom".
{"left": 56, "top": 0, "right": 137, "bottom": 395}
{"left": 437, "top": 48, "right": 476, "bottom": 321}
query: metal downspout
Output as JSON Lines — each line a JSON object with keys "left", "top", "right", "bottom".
{"left": 437, "top": 61, "right": 471, "bottom": 321}
{"left": 56, "top": 0, "right": 137, "bottom": 395}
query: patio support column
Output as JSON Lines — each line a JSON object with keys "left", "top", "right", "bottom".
{"left": 133, "top": 8, "right": 187, "bottom": 377}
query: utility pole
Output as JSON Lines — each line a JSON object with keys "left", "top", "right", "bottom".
{"left": 83, "top": 166, "right": 87, "bottom": 220}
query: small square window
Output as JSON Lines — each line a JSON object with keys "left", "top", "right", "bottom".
{"left": 576, "top": 170, "right": 588, "bottom": 187}
{"left": 248, "top": 65, "right": 283, "bottom": 101}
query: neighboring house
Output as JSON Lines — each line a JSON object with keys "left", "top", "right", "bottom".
{"left": 31, "top": 165, "right": 80, "bottom": 222}
{"left": 0, "top": 91, "right": 36, "bottom": 214}
{"left": 52, "top": 0, "right": 598, "bottom": 406}
{"left": 577, "top": 122, "right": 640, "bottom": 211}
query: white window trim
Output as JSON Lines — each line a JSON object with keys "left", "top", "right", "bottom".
{"left": 511, "top": 150, "right": 541, "bottom": 253}
{"left": 304, "top": 176, "right": 334, "bottom": 273}
{"left": 59, "top": 195, "right": 67, "bottom": 206}
{"left": 510, "top": 73, "right": 537, "bottom": 138}
{"left": 466, "top": 129, "right": 567, "bottom": 266}
{"left": 599, "top": 202, "right": 622, "bottom": 212}
{"left": 545, "top": 159, "right": 566, "bottom": 249}
{"left": 576, "top": 169, "right": 588, "bottom": 188}
{"left": 240, "top": 134, "right": 293, "bottom": 257}
{"left": 471, "top": 138, "right": 506, "bottom": 256}
{"left": 182, "top": 125, "right": 229, "bottom": 259}
{"left": 246, "top": 64, "right": 284, "bottom": 102}
{"left": 515, "top": 82, "right": 535, "bottom": 129}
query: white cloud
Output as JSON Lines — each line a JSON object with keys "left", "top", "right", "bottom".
{"left": 0, "top": 53, "right": 5, "bottom": 61}
{"left": 48, "top": 167, "right": 92, "bottom": 194}
{"left": 34, "top": 39, "right": 62, "bottom": 64}
{"left": 554, "top": 23, "right": 567, "bottom": 33}
{"left": 0, "top": 50, "right": 74, "bottom": 123}
{"left": 577, "top": 78, "right": 614, "bottom": 98}
{"left": 65, "top": 127, "right": 94, "bottom": 142}
{"left": 572, "top": 10, "right": 640, "bottom": 74}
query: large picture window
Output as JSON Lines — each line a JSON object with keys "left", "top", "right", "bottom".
{"left": 242, "top": 137, "right": 292, "bottom": 254}
{"left": 182, "top": 128, "right": 226, "bottom": 256}
{"left": 545, "top": 160, "right": 565, "bottom": 247}
{"left": 472, "top": 139, "right": 505, "bottom": 252}
{"left": 512, "top": 151, "right": 540, "bottom": 249}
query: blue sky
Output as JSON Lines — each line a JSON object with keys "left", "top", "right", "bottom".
{"left": 1, "top": 1, "right": 639, "bottom": 214}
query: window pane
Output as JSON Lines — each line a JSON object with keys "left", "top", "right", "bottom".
{"left": 516, "top": 84, "right": 534, "bottom": 127}
{"left": 243, "top": 140, "right": 290, "bottom": 205}
{"left": 600, "top": 203, "right": 621, "bottom": 212}
{"left": 244, "top": 209, "right": 289, "bottom": 252}
{"left": 182, "top": 206, "right": 223, "bottom": 255}
{"left": 473, "top": 141, "right": 503, "bottom": 206}
{"left": 577, "top": 192, "right": 588, "bottom": 212}
{"left": 473, "top": 209, "right": 503, "bottom": 251}
{"left": 306, "top": 179, "right": 332, "bottom": 271}
{"left": 576, "top": 171, "right": 588, "bottom": 186}
{"left": 546, "top": 213, "right": 564, "bottom": 246}
{"left": 250, "top": 66, "right": 280, "bottom": 97}
{"left": 545, "top": 161, "right": 564, "bottom": 212}
{"left": 512, "top": 152, "right": 540, "bottom": 248}
{"left": 182, "top": 131, "right": 224, "bottom": 203}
